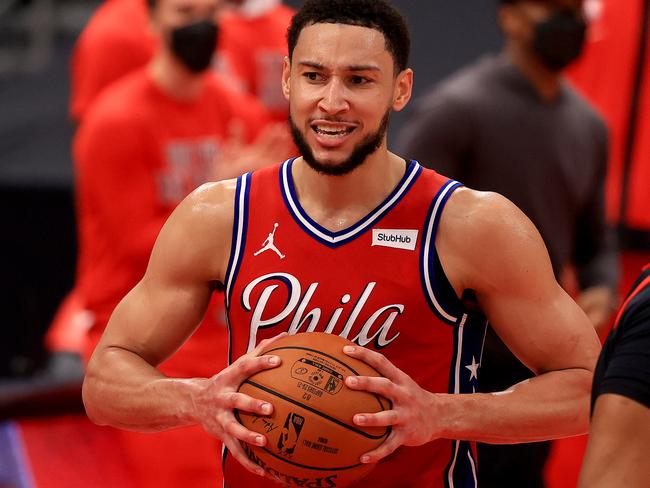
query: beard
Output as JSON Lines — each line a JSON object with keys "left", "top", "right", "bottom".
{"left": 289, "top": 111, "right": 390, "bottom": 177}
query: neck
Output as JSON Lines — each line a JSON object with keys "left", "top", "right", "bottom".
{"left": 148, "top": 50, "right": 206, "bottom": 101}
{"left": 505, "top": 43, "right": 562, "bottom": 102}
{"left": 292, "top": 143, "right": 407, "bottom": 231}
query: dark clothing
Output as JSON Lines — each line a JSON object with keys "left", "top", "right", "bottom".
{"left": 397, "top": 54, "right": 618, "bottom": 487}
{"left": 593, "top": 264, "right": 650, "bottom": 411}
{"left": 397, "top": 54, "right": 618, "bottom": 290}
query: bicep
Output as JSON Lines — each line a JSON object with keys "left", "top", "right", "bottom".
{"left": 579, "top": 394, "right": 650, "bottom": 488}
{"left": 459, "top": 194, "right": 601, "bottom": 374}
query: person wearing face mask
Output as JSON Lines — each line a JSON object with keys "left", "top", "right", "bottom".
{"left": 66, "top": 0, "right": 290, "bottom": 486}
{"left": 397, "top": 0, "right": 618, "bottom": 486}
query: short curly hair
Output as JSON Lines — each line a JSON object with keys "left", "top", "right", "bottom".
{"left": 287, "top": 0, "right": 410, "bottom": 73}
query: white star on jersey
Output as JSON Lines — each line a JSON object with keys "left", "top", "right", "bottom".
{"left": 465, "top": 356, "right": 480, "bottom": 381}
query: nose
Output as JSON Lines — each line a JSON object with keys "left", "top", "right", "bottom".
{"left": 317, "top": 77, "right": 350, "bottom": 115}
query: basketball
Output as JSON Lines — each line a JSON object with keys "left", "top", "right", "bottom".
{"left": 236, "top": 332, "right": 391, "bottom": 487}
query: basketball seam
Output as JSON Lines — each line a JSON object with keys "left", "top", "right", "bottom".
{"left": 242, "top": 379, "right": 391, "bottom": 441}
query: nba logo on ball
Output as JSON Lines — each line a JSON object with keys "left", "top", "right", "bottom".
{"left": 278, "top": 413, "right": 305, "bottom": 456}
{"left": 237, "top": 333, "right": 391, "bottom": 487}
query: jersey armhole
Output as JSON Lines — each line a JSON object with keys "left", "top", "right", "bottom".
{"left": 420, "top": 179, "right": 467, "bottom": 325}
{"left": 224, "top": 172, "right": 251, "bottom": 309}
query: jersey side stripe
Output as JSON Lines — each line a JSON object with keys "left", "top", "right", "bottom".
{"left": 224, "top": 172, "right": 250, "bottom": 308}
{"left": 281, "top": 159, "right": 422, "bottom": 247}
{"left": 467, "top": 450, "right": 478, "bottom": 488}
{"left": 421, "top": 179, "right": 463, "bottom": 324}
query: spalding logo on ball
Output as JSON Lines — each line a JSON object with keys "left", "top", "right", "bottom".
{"left": 236, "top": 332, "right": 391, "bottom": 487}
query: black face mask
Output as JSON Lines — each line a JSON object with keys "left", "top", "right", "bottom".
{"left": 170, "top": 20, "right": 218, "bottom": 73}
{"left": 532, "top": 11, "right": 587, "bottom": 71}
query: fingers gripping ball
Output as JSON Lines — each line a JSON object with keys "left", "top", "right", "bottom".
{"left": 237, "top": 333, "right": 390, "bottom": 487}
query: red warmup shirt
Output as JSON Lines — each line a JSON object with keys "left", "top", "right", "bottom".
{"left": 217, "top": 3, "right": 295, "bottom": 121}
{"left": 222, "top": 161, "right": 487, "bottom": 488}
{"left": 567, "top": 0, "right": 650, "bottom": 242}
{"left": 70, "top": 0, "right": 157, "bottom": 121}
{"left": 74, "top": 69, "right": 269, "bottom": 372}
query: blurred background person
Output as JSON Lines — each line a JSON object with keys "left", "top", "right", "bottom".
{"left": 577, "top": 263, "right": 650, "bottom": 488}
{"left": 49, "top": 0, "right": 295, "bottom": 364}
{"left": 397, "top": 0, "right": 618, "bottom": 486}
{"left": 67, "top": 0, "right": 290, "bottom": 485}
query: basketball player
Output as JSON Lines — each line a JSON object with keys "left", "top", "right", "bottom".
{"left": 577, "top": 264, "right": 650, "bottom": 488}
{"left": 83, "top": 1, "right": 601, "bottom": 486}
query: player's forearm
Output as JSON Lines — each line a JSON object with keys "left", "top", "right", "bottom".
{"left": 83, "top": 346, "right": 205, "bottom": 432}
{"left": 437, "top": 367, "right": 593, "bottom": 443}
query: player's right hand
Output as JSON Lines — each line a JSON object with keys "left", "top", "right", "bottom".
{"left": 190, "top": 332, "right": 288, "bottom": 477}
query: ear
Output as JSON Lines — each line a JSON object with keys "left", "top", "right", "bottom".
{"left": 391, "top": 68, "right": 413, "bottom": 112}
{"left": 282, "top": 56, "right": 291, "bottom": 102}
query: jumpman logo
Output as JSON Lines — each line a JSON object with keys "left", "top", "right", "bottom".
{"left": 254, "top": 222, "right": 285, "bottom": 259}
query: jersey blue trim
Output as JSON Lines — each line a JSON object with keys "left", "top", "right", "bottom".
{"left": 420, "top": 179, "right": 464, "bottom": 324}
{"left": 224, "top": 173, "right": 250, "bottom": 308}
{"left": 444, "top": 313, "right": 486, "bottom": 488}
{"left": 280, "top": 158, "right": 423, "bottom": 248}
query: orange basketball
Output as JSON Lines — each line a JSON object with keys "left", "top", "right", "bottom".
{"left": 237, "top": 332, "right": 390, "bottom": 487}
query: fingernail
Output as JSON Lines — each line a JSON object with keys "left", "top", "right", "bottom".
{"left": 355, "top": 415, "right": 366, "bottom": 424}
{"left": 360, "top": 455, "right": 370, "bottom": 463}
{"left": 255, "top": 435, "right": 264, "bottom": 445}
{"left": 268, "top": 356, "right": 280, "bottom": 365}
{"left": 343, "top": 346, "right": 355, "bottom": 354}
{"left": 257, "top": 467, "right": 265, "bottom": 476}
{"left": 347, "top": 376, "right": 358, "bottom": 386}
{"left": 261, "top": 402, "right": 272, "bottom": 414}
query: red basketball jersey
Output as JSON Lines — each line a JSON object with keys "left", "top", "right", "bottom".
{"left": 223, "top": 159, "right": 487, "bottom": 488}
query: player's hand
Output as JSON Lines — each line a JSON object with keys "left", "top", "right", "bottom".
{"left": 191, "top": 332, "right": 288, "bottom": 477}
{"left": 343, "top": 345, "right": 440, "bottom": 463}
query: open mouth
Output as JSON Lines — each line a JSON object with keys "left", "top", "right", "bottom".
{"left": 311, "top": 123, "right": 356, "bottom": 138}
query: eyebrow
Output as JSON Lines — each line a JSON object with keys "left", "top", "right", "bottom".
{"left": 298, "top": 61, "right": 381, "bottom": 72}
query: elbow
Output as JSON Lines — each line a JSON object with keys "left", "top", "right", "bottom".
{"left": 82, "top": 366, "right": 108, "bottom": 426}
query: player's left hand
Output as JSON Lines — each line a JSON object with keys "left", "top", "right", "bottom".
{"left": 343, "top": 345, "right": 440, "bottom": 463}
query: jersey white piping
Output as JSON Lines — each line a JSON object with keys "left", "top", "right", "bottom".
{"left": 422, "top": 180, "right": 460, "bottom": 323}
{"left": 446, "top": 313, "right": 478, "bottom": 488}
{"left": 468, "top": 450, "right": 478, "bottom": 488}
{"left": 225, "top": 173, "right": 249, "bottom": 308}
{"left": 281, "top": 160, "right": 421, "bottom": 244}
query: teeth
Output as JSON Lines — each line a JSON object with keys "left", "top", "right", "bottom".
{"left": 314, "top": 125, "right": 353, "bottom": 136}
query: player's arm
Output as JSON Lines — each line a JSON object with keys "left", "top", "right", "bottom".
{"left": 578, "top": 394, "right": 650, "bottom": 488}
{"left": 344, "top": 190, "right": 601, "bottom": 461}
{"left": 82, "top": 180, "right": 281, "bottom": 476}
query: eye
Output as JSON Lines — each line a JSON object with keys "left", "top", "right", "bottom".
{"left": 350, "top": 75, "right": 370, "bottom": 85}
{"left": 303, "top": 72, "right": 324, "bottom": 82}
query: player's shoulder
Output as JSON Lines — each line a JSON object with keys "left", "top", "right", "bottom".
{"left": 168, "top": 179, "right": 240, "bottom": 243}
{"left": 441, "top": 187, "right": 543, "bottom": 255}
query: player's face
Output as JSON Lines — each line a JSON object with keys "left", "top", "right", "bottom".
{"left": 282, "top": 23, "right": 412, "bottom": 175}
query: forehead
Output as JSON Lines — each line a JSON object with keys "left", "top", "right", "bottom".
{"left": 292, "top": 23, "right": 392, "bottom": 71}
